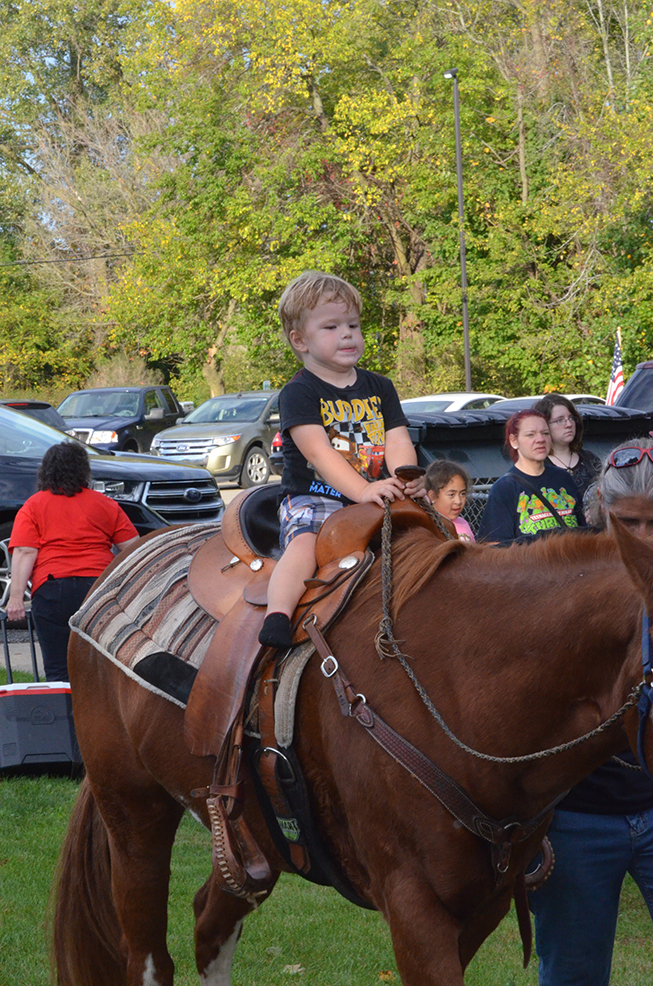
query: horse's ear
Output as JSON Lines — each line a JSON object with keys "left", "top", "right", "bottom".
{"left": 610, "top": 513, "right": 653, "bottom": 608}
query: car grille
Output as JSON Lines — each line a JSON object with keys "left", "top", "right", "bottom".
{"left": 143, "top": 479, "right": 223, "bottom": 524}
{"left": 67, "top": 428, "right": 93, "bottom": 443}
{"left": 155, "top": 438, "right": 215, "bottom": 461}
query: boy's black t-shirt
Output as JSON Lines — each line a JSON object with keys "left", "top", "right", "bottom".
{"left": 279, "top": 367, "right": 408, "bottom": 502}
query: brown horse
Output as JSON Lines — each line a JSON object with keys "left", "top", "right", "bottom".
{"left": 52, "top": 520, "right": 653, "bottom": 986}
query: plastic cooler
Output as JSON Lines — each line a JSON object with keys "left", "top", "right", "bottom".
{"left": 0, "top": 610, "right": 82, "bottom": 772}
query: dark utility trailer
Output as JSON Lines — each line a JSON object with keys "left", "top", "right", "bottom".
{"left": 405, "top": 403, "right": 653, "bottom": 531}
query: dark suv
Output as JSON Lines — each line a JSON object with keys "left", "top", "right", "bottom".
{"left": 615, "top": 361, "right": 653, "bottom": 413}
{"left": 0, "top": 405, "right": 224, "bottom": 607}
{"left": 58, "top": 386, "right": 185, "bottom": 453}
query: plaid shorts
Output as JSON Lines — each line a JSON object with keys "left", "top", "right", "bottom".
{"left": 279, "top": 494, "right": 344, "bottom": 549}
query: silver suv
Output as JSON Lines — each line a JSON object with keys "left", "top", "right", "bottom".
{"left": 150, "top": 391, "right": 280, "bottom": 487}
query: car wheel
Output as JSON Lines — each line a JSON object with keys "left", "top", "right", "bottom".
{"left": 122, "top": 440, "right": 139, "bottom": 453}
{"left": 240, "top": 447, "right": 270, "bottom": 488}
{"left": 0, "top": 520, "right": 30, "bottom": 626}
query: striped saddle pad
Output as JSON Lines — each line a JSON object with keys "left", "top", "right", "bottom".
{"left": 70, "top": 524, "right": 221, "bottom": 708}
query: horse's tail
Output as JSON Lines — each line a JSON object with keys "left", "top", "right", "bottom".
{"left": 51, "top": 777, "right": 126, "bottom": 986}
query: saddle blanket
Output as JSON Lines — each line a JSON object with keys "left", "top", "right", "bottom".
{"left": 70, "top": 524, "right": 221, "bottom": 708}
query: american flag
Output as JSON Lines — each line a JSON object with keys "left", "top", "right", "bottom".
{"left": 606, "top": 329, "right": 624, "bottom": 406}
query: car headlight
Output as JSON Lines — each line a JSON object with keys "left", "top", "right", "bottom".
{"left": 92, "top": 480, "right": 145, "bottom": 501}
{"left": 210, "top": 434, "right": 241, "bottom": 448}
{"left": 89, "top": 430, "right": 119, "bottom": 444}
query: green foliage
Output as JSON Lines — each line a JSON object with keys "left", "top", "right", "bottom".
{"left": 3, "top": 0, "right": 653, "bottom": 394}
{"left": 0, "top": 245, "right": 93, "bottom": 391}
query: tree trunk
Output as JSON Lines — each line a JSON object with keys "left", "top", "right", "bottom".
{"left": 517, "top": 87, "right": 528, "bottom": 205}
{"left": 201, "top": 302, "right": 236, "bottom": 396}
{"left": 380, "top": 212, "right": 427, "bottom": 393}
{"left": 596, "top": 0, "right": 614, "bottom": 94}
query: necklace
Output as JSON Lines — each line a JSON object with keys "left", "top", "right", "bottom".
{"left": 551, "top": 451, "right": 575, "bottom": 471}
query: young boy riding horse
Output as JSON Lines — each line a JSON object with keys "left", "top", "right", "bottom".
{"left": 258, "top": 271, "right": 426, "bottom": 650}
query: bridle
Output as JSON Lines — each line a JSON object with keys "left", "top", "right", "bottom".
{"left": 304, "top": 502, "right": 653, "bottom": 879}
{"left": 376, "top": 501, "right": 653, "bottom": 767}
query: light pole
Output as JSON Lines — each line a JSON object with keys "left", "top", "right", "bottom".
{"left": 443, "top": 68, "right": 472, "bottom": 391}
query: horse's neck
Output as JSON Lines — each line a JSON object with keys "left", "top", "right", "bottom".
{"left": 487, "top": 570, "right": 640, "bottom": 805}
{"left": 408, "top": 559, "right": 642, "bottom": 810}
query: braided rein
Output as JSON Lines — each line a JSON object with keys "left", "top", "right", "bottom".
{"left": 375, "top": 499, "right": 645, "bottom": 765}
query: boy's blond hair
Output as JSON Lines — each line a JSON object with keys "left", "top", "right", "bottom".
{"left": 278, "top": 271, "right": 362, "bottom": 341}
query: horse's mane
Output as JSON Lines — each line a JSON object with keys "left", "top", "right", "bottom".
{"left": 353, "top": 527, "right": 620, "bottom": 622}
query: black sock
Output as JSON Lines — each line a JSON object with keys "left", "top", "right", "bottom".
{"left": 258, "top": 612, "right": 293, "bottom": 650}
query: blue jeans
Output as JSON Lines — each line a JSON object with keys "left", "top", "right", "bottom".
{"left": 31, "top": 575, "right": 96, "bottom": 682}
{"left": 530, "top": 807, "right": 653, "bottom": 986}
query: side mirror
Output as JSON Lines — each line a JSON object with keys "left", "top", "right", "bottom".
{"left": 144, "top": 408, "right": 165, "bottom": 421}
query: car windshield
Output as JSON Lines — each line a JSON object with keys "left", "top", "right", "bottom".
{"left": 0, "top": 407, "right": 98, "bottom": 458}
{"left": 402, "top": 400, "right": 452, "bottom": 414}
{"left": 185, "top": 396, "right": 270, "bottom": 424}
{"left": 58, "top": 391, "right": 140, "bottom": 418}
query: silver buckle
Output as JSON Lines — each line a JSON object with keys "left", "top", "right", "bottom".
{"left": 321, "top": 655, "right": 338, "bottom": 677}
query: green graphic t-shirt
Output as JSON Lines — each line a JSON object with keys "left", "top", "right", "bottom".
{"left": 478, "top": 463, "right": 585, "bottom": 543}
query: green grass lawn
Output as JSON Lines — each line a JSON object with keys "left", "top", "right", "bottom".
{"left": 0, "top": 774, "right": 652, "bottom": 985}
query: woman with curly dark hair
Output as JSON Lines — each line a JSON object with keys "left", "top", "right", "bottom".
{"left": 7, "top": 441, "right": 138, "bottom": 681}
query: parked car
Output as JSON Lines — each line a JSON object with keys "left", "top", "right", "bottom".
{"left": 0, "top": 399, "right": 67, "bottom": 430}
{"left": 565, "top": 393, "right": 606, "bottom": 405}
{"left": 400, "top": 392, "right": 506, "bottom": 415}
{"left": 615, "top": 361, "right": 653, "bottom": 412}
{"left": 151, "top": 391, "right": 280, "bottom": 487}
{"left": 270, "top": 430, "right": 283, "bottom": 476}
{"left": 465, "top": 394, "right": 605, "bottom": 415}
{"left": 0, "top": 405, "right": 224, "bottom": 608}
{"left": 58, "top": 386, "right": 185, "bottom": 453}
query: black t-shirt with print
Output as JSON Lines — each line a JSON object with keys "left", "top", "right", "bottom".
{"left": 279, "top": 367, "right": 409, "bottom": 503}
{"left": 477, "top": 462, "right": 585, "bottom": 544}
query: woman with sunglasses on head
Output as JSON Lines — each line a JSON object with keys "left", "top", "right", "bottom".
{"left": 533, "top": 393, "right": 602, "bottom": 501}
{"left": 477, "top": 409, "right": 585, "bottom": 543}
{"left": 529, "top": 437, "right": 653, "bottom": 986}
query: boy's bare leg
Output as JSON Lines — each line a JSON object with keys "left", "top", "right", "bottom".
{"left": 259, "top": 532, "right": 317, "bottom": 649}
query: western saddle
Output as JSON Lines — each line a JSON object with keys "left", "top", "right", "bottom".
{"left": 183, "top": 480, "right": 454, "bottom": 902}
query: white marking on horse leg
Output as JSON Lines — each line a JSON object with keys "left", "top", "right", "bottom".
{"left": 199, "top": 922, "right": 243, "bottom": 986}
{"left": 141, "top": 953, "right": 163, "bottom": 986}
{"left": 187, "top": 808, "right": 206, "bottom": 827}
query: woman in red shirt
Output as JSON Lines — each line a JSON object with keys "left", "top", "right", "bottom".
{"left": 7, "top": 441, "right": 139, "bottom": 681}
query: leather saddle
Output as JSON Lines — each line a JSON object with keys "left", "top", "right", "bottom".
{"left": 184, "top": 486, "right": 452, "bottom": 758}
{"left": 183, "top": 485, "right": 453, "bottom": 901}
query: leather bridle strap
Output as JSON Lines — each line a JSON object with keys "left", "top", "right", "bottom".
{"left": 258, "top": 658, "right": 312, "bottom": 874}
{"left": 304, "top": 618, "right": 560, "bottom": 878}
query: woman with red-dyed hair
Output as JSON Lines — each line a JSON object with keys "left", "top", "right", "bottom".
{"left": 477, "top": 409, "right": 585, "bottom": 542}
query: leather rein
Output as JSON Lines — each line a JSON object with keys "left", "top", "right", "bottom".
{"left": 304, "top": 501, "right": 653, "bottom": 879}
{"left": 304, "top": 617, "right": 557, "bottom": 879}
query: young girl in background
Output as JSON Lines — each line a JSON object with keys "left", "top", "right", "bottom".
{"left": 425, "top": 460, "right": 475, "bottom": 542}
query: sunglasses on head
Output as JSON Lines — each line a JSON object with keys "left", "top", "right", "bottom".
{"left": 608, "top": 446, "right": 653, "bottom": 469}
